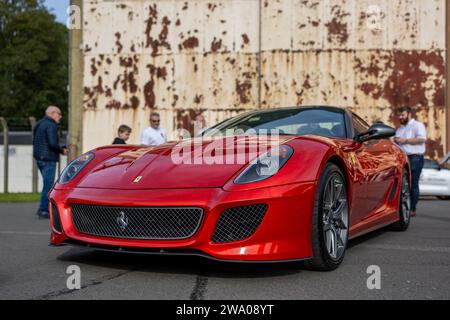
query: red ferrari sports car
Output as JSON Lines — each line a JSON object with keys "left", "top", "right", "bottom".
{"left": 49, "top": 106, "right": 411, "bottom": 270}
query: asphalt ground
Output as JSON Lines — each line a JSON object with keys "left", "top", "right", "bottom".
{"left": 0, "top": 200, "right": 449, "bottom": 300}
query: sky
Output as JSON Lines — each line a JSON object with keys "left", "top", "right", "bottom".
{"left": 43, "top": 0, "right": 70, "bottom": 24}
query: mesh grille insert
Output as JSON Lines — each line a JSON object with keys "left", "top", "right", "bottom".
{"left": 51, "top": 203, "right": 63, "bottom": 233}
{"left": 71, "top": 204, "right": 203, "bottom": 240}
{"left": 212, "top": 204, "right": 268, "bottom": 243}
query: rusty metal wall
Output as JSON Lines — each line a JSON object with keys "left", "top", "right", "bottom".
{"left": 81, "top": 0, "right": 446, "bottom": 158}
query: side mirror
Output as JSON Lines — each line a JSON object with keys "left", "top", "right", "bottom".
{"left": 355, "top": 123, "right": 395, "bottom": 143}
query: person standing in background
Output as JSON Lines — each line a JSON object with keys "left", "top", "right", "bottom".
{"left": 33, "top": 106, "right": 68, "bottom": 219}
{"left": 112, "top": 125, "right": 132, "bottom": 145}
{"left": 140, "top": 112, "right": 167, "bottom": 146}
{"left": 394, "top": 107, "right": 427, "bottom": 218}
{"left": 194, "top": 113, "right": 207, "bottom": 137}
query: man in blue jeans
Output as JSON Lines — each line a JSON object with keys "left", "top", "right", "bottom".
{"left": 394, "top": 107, "right": 427, "bottom": 217}
{"left": 33, "top": 106, "right": 68, "bottom": 219}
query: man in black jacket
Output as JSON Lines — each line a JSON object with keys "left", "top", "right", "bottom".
{"left": 33, "top": 106, "right": 68, "bottom": 219}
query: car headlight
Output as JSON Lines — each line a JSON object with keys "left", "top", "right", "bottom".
{"left": 59, "top": 152, "right": 95, "bottom": 184}
{"left": 234, "top": 145, "right": 294, "bottom": 184}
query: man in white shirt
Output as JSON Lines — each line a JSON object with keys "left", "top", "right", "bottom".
{"left": 394, "top": 107, "right": 427, "bottom": 217}
{"left": 140, "top": 112, "right": 167, "bottom": 146}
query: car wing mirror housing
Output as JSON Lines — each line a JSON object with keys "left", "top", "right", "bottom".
{"left": 355, "top": 123, "right": 395, "bottom": 143}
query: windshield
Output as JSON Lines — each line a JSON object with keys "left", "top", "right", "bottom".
{"left": 203, "top": 108, "right": 347, "bottom": 139}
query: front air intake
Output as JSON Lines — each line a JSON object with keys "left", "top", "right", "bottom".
{"left": 388, "top": 178, "right": 399, "bottom": 202}
{"left": 51, "top": 203, "right": 63, "bottom": 233}
{"left": 211, "top": 204, "right": 268, "bottom": 243}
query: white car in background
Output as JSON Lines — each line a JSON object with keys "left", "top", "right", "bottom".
{"left": 420, "top": 153, "right": 450, "bottom": 200}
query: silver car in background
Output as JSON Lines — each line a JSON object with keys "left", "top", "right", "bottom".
{"left": 420, "top": 153, "right": 450, "bottom": 200}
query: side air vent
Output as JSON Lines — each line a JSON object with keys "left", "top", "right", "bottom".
{"left": 388, "top": 178, "right": 399, "bottom": 202}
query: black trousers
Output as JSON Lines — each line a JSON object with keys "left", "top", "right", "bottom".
{"left": 408, "top": 155, "right": 424, "bottom": 212}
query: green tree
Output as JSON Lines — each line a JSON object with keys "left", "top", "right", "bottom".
{"left": 0, "top": 0, "right": 68, "bottom": 129}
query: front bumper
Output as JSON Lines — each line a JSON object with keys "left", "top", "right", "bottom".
{"left": 49, "top": 182, "right": 316, "bottom": 262}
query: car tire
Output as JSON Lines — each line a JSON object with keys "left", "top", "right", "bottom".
{"left": 389, "top": 168, "right": 411, "bottom": 232}
{"left": 304, "top": 163, "right": 349, "bottom": 271}
{"left": 437, "top": 196, "right": 450, "bottom": 201}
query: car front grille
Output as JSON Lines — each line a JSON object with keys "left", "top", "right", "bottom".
{"left": 211, "top": 204, "right": 268, "bottom": 243}
{"left": 71, "top": 204, "right": 203, "bottom": 240}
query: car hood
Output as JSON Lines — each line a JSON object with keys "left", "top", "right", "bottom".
{"left": 77, "top": 136, "right": 294, "bottom": 189}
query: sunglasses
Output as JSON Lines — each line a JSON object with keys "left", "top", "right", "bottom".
{"left": 151, "top": 120, "right": 160, "bottom": 123}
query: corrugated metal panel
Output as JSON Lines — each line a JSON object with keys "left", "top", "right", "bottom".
{"left": 140, "top": 54, "right": 174, "bottom": 109}
{"left": 388, "top": 0, "right": 420, "bottom": 50}
{"left": 81, "top": 0, "right": 446, "bottom": 158}
{"left": 172, "top": 53, "right": 259, "bottom": 110}
{"left": 83, "top": 0, "right": 114, "bottom": 54}
{"left": 292, "top": 0, "right": 325, "bottom": 51}
{"left": 354, "top": 0, "right": 389, "bottom": 50}
{"left": 113, "top": 1, "right": 144, "bottom": 55}
{"left": 204, "top": 1, "right": 234, "bottom": 53}
{"left": 323, "top": 0, "right": 356, "bottom": 49}
{"left": 261, "top": 51, "right": 355, "bottom": 108}
{"left": 419, "top": 0, "right": 445, "bottom": 50}
{"left": 261, "top": 0, "right": 292, "bottom": 51}
{"left": 233, "top": 0, "right": 260, "bottom": 53}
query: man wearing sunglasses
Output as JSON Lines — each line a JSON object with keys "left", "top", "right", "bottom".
{"left": 140, "top": 112, "right": 167, "bottom": 146}
{"left": 33, "top": 106, "right": 68, "bottom": 219}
